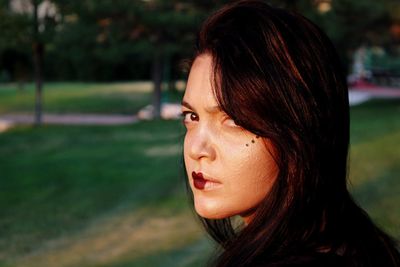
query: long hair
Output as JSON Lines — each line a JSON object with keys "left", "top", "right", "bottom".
{"left": 187, "top": 1, "right": 400, "bottom": 266}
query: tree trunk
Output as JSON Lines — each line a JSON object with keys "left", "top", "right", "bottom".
{"left": 152, "top": 48, "right": 163, "bottom": 119}
{"left": 33, "top": 42, "right": 43, "bottom": 125}
{"left": 165, "top": 54, "right": 177, "bottom": 94}
{"left": 33, "top": 0, "right": 43, "bottom": 126}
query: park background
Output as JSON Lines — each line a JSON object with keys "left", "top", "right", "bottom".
{"left": 1, "top": 0, "right": 400, "bottom": 266}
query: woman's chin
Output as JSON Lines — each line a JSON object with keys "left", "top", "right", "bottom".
{"left": 194, "top": 200, "right": 233, "bottom": 219}
{"left": 196, "top": 210, "right": 229, "bottom": 220}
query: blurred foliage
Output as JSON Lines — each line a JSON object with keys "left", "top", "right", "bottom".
{"left": 0, "top": 2, "right": 31, "bottom": 83}
{"left": 269, "top": 0, "right": 400, "bottom": 71}
{"left": 1, "top": 0, "right": 400, "bottom": 81}
{"left": 0, "top": 0, "right": 229, "bottom": 82}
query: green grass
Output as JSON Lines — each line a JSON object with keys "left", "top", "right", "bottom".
{"left": 349, "top": 99, "right": 400, "bottom": 238}
{"left": 0, "top": 120, "right": 199, "bottom": 266}
{"left": 0, "top": 82, "right": 155, "bottom": 114}
{"left": 0, "top": 97, "right": 399, "bottom": 267}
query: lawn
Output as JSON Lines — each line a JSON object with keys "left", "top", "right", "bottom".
{"left": 0, "top": 95, "right": 399, "bottom": 267}
{"left": 349, "top": 99, "right": 400, "bottom": 237}
{"left": 0, "top": 82, "right": 155, "bottom": 115}
{"left": 0, "top": 120, "right": 210, "bottom": 267}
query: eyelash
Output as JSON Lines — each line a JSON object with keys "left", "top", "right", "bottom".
{"left": 181, "top": 111, "right": 199, "bottom": 123}
{"left": 181, "top": 111, "right": 239, "bottom": 129}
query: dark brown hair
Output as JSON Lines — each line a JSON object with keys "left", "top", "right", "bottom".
{"left": 188, "top": 1, "right": 400, "bottom": 266}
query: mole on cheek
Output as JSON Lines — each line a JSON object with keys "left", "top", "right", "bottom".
{"left": 246, "top": 136, "right": 258, "bottom": 147}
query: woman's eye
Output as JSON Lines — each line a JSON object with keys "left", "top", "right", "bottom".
{"left": 182, "top": 111, "right": 199, "bottom": 123}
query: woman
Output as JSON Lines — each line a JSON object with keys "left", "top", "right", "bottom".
{"left": 181, "top": 1, "right": 400, "bottom": 266}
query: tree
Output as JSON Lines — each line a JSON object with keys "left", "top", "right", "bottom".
{"left": 31, "top": 0, "right": 58, "bottom": 125}
{"left": 52, "top": 0, "right": 217, "bottom": 118}
{"left": 0, "top": 1, "right": 31, "bottom": 86}
{"left": 5, "top": 0, "right": 399, "bottom": 119}
{"left": 0, "top": 0, "right": 58, "bottom": 125}
{"left": 32, "top": 0, "right": 43, "bottom": 125}
{"left": 137, "top": 1, "right": 209, "bottom": 118}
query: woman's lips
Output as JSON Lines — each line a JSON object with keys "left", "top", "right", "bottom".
{"left": 192, "top": 171, "right": 221, "bottom": 190}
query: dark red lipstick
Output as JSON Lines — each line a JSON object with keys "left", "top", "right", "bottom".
{"left": 192, "top": 171, "right": 207, "bottom": 190}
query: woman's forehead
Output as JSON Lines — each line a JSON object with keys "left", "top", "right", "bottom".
{"left": 183, "top": 54, "right": 218, "bottom": 109}
{"left": 189, "top": 54, "right": 213, "bottom": 81}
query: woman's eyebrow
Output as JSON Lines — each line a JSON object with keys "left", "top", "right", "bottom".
{"left": 181, "top": 100, "right": 222, "bottom": 114}
{"left": 181, "top": 100, "right": 195, "bottom": 111}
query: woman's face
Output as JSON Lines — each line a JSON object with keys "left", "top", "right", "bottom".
{"left": 182, "top": 54, "right": 278, "bottom": 223}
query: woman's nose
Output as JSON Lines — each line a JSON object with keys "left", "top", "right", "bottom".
{"left": 186, "top": 128, "right": 216, "bottom": 162}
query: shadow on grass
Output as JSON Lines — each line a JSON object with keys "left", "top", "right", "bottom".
{"left": 349, "top": 98, "right": 400, "bottom": 240}
{"left": 351, "top": 166, "right": 400, "bottom": 239}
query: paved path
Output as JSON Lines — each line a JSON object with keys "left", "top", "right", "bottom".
{"left": 349, "top": 85, "right": 400, "bottom": 106}
{"left": 0, "top": 113, "right": 138, "bottom": 125}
